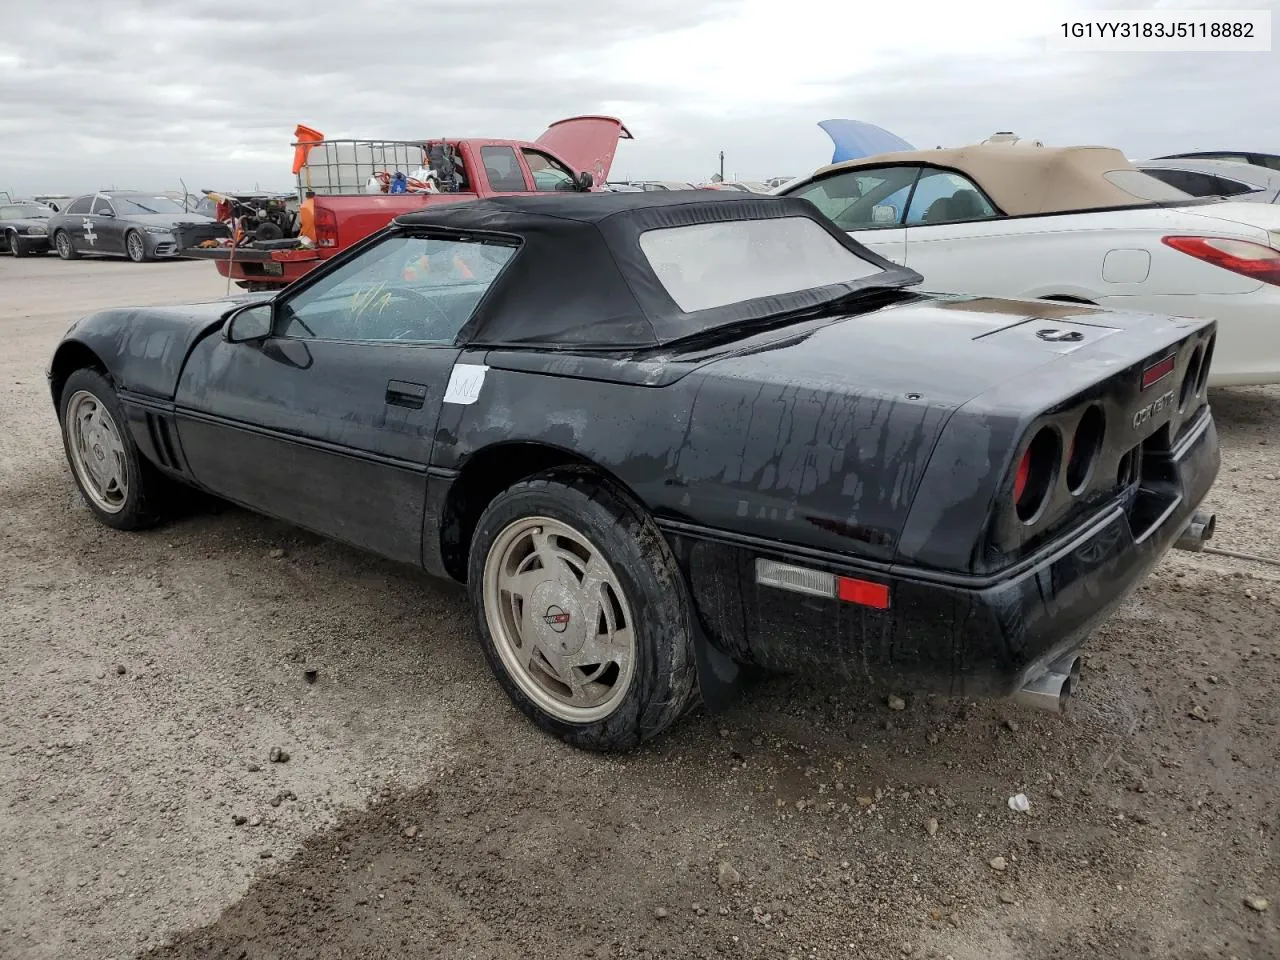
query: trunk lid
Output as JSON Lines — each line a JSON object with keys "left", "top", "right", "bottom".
{"left": 691, "top": 294, "right": 1172, "bottom": 413}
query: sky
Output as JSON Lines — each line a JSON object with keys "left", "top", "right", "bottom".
{"left": 0, "top": 0, "right": 1276, "bottom": 196}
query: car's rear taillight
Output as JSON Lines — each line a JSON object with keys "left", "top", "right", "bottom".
{"left": 314, "top": 206, "right": 338, "bottom": 248}
{"left": 1162, "top": 235, "right": 1280, "bottom": 286}
{"left": 1013, "top": 426, "right": 1059, "bottom": 523}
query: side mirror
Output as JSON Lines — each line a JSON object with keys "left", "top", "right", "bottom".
{"left": 224, "top": 302, "right": 274, "bottom": 343}
{"left": 575, "top": 171, "right": 594, "bottom": 191}
{"left": 99, "top": 209, "right": 115, "bottom": 218}
{"left": 872, "top": 204, "right": 898, "bottom": 224}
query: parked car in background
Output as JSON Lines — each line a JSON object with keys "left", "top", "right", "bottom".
{"left": 764, "top": 176, "right": 796, "bottom": 189}
{"left": 47, "top": 191, "right": 1219, "bottom": 748}
{"left": 46, "top": 192, "right": 229, "bottom": 262}
{"left": 630, "top": 180, "right": 697, "bottom": 191}
{"left": 780, "top": 144, "right": 1280, "bottom": 386}
{"left": 702, "top": 180, "right": 772, "bottom": 193}
{"left": 1156, "top": 151, "right": 1280, "bottom": 173}
{"left": 603, "top": 181, "right": 643, "bottom": 192}
{"left": 1135, "top": 158, "right": 1280, "bottom": 204}
{"left": 0, "top": 199, "right": 54, "bottom": 256}
{"left": 33, "top": 194, "right": 74, "bottom": 212}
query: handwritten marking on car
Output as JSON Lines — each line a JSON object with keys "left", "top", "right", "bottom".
{"left": 81, "top": 218, "right": 97, "bottom": 246}
{"left": 443, "top": 363, "right": 488, "bottom": 405}
{"left": 1132, "top": 389, "right": 1175, "bottom": 429}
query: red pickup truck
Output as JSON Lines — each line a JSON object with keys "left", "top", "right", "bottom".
{"left": 184, "top": 115, "right": 633, "bottom": 291}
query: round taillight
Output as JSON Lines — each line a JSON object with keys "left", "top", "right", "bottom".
{"left": 1066, "top": 405, "right": 1105, "bottom": 494}
{"left": 1180, "top": 344, "right": 1204, "bottom": 412}
{"left": 1014, "top": 427, "right": 1059, "bottom": 523}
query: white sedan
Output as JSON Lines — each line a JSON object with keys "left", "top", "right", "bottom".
{"left": 777, "top": 145, "right": 1280, "bottom": 386}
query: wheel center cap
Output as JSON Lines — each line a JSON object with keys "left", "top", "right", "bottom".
{"left": 528, "top": 580, "right": 587, "bottom": 657}
{"left": 93, "top": 445, "right": 104, "bottom": 461}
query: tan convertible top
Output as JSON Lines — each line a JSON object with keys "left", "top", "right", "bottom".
{"left": 810, "top": 145, "right": 1169, "bottom": 216}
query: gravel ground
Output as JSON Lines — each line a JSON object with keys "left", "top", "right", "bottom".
{"left": 1, "top": 256, "right": 1276, "bottom": 960}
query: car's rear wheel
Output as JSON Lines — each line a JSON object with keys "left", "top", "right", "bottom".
{"left": 125, "top": 230, "right": 148, "bottom": 263}
{"left": 7, "top": 230, "right": 27, "bottom": 257}
{"left": 468, "top": 470, "right": 701, "bottom": 751}
{"left": 54, "top": 230, "right": 78, "bottom": 260}
{"left": 59, "top": 369, "right": 169, "bottom": 530}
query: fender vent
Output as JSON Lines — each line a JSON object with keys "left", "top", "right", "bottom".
{"left": 144, "top": 412, "right": 182, "bottom": 473}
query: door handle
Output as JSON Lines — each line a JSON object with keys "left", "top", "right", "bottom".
{"left": 386, "top": 379, "right": 427, "bottom": 410}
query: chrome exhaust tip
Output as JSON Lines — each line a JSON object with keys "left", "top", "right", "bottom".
{"left": 1175, "top": 511, "right": 1216, "bottom": 552}
{"left": 1012, "top": 659, "right": 1079, "bottom": 714}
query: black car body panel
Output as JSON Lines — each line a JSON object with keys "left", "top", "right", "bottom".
{"left": 47, "top": 191, "right": 1220, "bottom": 700}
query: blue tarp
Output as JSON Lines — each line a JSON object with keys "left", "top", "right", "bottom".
{"left": 817, "top": 119, "right": 915, "bottom": 164}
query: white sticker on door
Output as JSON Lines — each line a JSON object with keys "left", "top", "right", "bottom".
{"left": 443, "top": 363, "right": 488, "bottom": 405}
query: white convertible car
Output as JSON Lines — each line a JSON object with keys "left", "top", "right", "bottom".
{"left": 778, "top": 145, "right": 1280, "bottom": 386}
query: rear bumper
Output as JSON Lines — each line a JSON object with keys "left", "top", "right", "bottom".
{"left": 666, "top": 408, "right": 1220, "bottom": 698}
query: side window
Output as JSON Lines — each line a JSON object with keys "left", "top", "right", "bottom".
{"left": 522, "top": 149, "right": 577, "bottom": 192}
{"left": 275, "top": 233, "right": 517, "bottom": 344}
{"left": 480, "top": 146, "right": 528, "bottom": 192}
{"left": 905, "top": 170, "right": 999, "bottom": 225}
{"left": 791, "top": 166, "right": 921, "bottom": 230}
{"left": 91, "top": 196, "right": 114, "bottom": 215}
{"left": 1211, "top": 176, "right": 1261, "bottom": 197}
{"left": 66, "top": 197, "right": 93, "bottom": 215}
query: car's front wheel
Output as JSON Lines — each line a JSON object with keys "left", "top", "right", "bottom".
{"left": 59, "top": 369, "right": 169, "bottom": 530}
{"left": 125, "top": 230, "right": 148, "bottom": 263}
{"left": 7, "top": 230, "right": 27, "bottom": 258}
{"left": 468, "top": 470, "right": 701, "bottom": 751}
{"left": 54, "top": 230, "right": 78, "bottom": 260}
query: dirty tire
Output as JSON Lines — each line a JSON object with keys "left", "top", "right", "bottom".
{"left": 8, "top": 230, "right": 28, "bottom": 257}
{"left": 54, "top": 230, "right": 79, "bottom": 260}
{"left": 468, "top": 469, "right": 701, "bottom": 751}
{"left": 58, "top": 368, "right": 170, "bottom": 531}
{"left": 125, "top": 230, "right": 148, "bottom": 263}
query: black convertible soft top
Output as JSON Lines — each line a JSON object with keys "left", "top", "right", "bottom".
{"left": 393, "top": 191, "right": 919, "bottom": 349}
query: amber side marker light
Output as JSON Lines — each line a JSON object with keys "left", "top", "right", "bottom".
{"left": 755, "top": 558, "right": 890, "bottom": 610}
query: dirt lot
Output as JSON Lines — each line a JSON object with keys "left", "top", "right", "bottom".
{"left": 1, "top": 255, "right": 1277, "bottom": 960}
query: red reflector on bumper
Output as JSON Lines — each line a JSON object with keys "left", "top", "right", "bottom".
{"left": 1141, "top": 354, "right": 1176, "bottom": 390}
{"left": 837, "top": 576, "right": 890, "bottom": 609}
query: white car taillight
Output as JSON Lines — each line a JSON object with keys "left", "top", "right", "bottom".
{"left": 1162, "top": 235, "right": 1280, "bottom": 286}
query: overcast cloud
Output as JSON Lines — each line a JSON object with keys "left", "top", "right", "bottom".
{"left": 0, "top": 0, "right": 1276, "bottom": 195}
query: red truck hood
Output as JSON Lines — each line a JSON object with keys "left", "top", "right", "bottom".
{"left": 536, "top": 116, "right": 633, "bottom": 187}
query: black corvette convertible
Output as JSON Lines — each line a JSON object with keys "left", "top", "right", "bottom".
{"left": 48, "top": 191, "right": 1219, "bottom": 750}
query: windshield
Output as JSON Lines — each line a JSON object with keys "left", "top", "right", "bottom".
{"left": 637, "top": 215, "right": 883, "bottom": 314}
{"left": 112, "top": 196, "right": 187, "bottom": 215}
{"left": 0, "top": 203, "right": 50, "bottom": 219}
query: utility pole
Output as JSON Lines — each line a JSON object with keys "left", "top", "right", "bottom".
{"left": 719, "top": 151, "right": 725, "bottom": 183}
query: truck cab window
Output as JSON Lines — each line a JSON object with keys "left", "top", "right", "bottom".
{"left": 480, "top": 146, "right": 528, "bottom": 193}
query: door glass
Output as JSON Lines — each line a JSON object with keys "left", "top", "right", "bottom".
{"left": 276, "top": 233, "right": 518, "bottom": 343}
{"left": 480, "top": 146, "right": 528, "bottom": 192}
{"left": 66, "top": 197, "right": 93, "bottom": 215}
{"left": 522, "top": 150, "right": 577, "bottom": 192}
{"left": 90, "top": 196, "right": 114, "bottom": 215}
{"left": 790, "top": 167, "right": 920, "bottom": 230}
{"left": 905, "top": 170, "right": 999, "bottom": 224}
